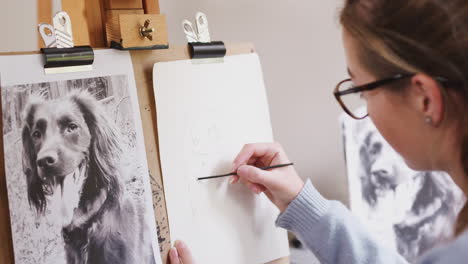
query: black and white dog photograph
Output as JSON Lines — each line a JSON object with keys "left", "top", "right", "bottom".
{"left": 1, "top": 75, "right": 159, "bottom": 264}
{"left": 342, "top": 113, "right": 466, "bottom": 262}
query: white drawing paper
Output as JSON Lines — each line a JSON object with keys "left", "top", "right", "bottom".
{"left": 0, "top": 50, "right": 162, "bottom": 264}
{"left": 153, "top": 53, "right": 289, "bottom": 264}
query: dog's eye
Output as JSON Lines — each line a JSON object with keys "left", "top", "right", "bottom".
{"left": 68, "top": 123, "right": 78, "bottom": 131}
{"left": 370, "top": 143, "right": 382, "bottom": 155}
{"left": 32, "top": 131, "right": 41, "bottom": 139}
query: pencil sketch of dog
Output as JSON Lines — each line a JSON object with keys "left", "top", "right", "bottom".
{"left": 21, "top": 90, "right": 156, "bottom": 264}
{"left": 349, "top": 117, "right": 464, "bottom": 262}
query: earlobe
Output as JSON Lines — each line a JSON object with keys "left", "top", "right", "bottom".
{"left": 411, "top": 74, "right": 445, "bottom": 126}
{"left": 425, "top": 116, "right": 433, "bottom": 125}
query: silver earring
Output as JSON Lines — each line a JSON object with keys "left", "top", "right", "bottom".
{"left": 425, "top": 116, "right": 433, "bottom": 124}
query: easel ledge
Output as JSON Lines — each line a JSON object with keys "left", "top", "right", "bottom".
{"left": 0, "top": 43, "right": 289, "bottom": 264}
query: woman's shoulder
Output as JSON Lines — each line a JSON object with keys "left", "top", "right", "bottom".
{"left": 418, "top": 231, "right": 468, "bottom": 264}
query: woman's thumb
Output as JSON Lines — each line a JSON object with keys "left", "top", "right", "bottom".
{"left": 237, "top": 165, "right": 270, "bottom": 186}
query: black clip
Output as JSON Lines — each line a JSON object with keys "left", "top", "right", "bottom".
{"left": 188, "top": 41, "right": 227, "bottom": 59}
{"left": 41, "top": 46, "right": 94, "bottom": 74}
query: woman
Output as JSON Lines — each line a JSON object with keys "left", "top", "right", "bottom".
{"left": 169, "top": 0, "right": 468, "bottom": 263}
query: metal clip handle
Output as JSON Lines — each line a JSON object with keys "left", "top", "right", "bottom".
{"left": 38, "top": 23, "right": 57, "bottom": 48}
{"left": 195, "top": 12, "right": 211, "bottom": 43}
{"left": 53, "top": 11, "right": 74, "bottom": 48}
{"left": 182, "top": 20, "right": 199, "bottom": 43}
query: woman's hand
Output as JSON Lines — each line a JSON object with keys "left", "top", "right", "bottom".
{"left": 231, "top": 143, "right": 305, "bottom": 212}
{"left": 169, "top": 240, "right": 195, "bottom": 264}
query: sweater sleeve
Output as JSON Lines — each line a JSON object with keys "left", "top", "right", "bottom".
{"left": 276, "top": 180, "right": 408, "bottom": 264}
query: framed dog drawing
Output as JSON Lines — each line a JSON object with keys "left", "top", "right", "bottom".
{"left": 1, "top": 71, "right": 161, "bottom": 264}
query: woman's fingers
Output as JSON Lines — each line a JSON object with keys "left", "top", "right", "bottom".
{"left": 245, "top": 181, "right": 266, "bottom": 194}
{"left": 175, "top": 240, "right": 195, "bottom": 264}
{"left": 230, "top": 175, "right": 240, "bottom": 184}
{"left": 169, "top": 240, "right": 195, "bottom": 264}
{"left": 238, "top": 165, "right": 270, "bottom": 187}
{"left": 237, "top": 165, "right": 273, "bottom": 194}
{"left": 169, "top": 247, "right": 180, "bottom": 264}
{"left": 232, "top": 143, "right": 280, "bottom": 169}
{"left": 230, "top": 154, "right": 262, "bottom": 185}
{"left": 230, "top": 142, "right": 304, "bottom": 212}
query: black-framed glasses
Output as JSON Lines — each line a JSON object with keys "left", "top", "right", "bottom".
{"left": 334, "top": 73, "right": 462, "bottom": 120}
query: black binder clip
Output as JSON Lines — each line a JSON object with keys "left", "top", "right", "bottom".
{"left": 41, "top": 46, "right": 94, "bottom": 75}
{"left": 38, "top": 12, "right": 94, "bottom": 74}
{"left": 188, "top": 41, "right": 226, "bottom": 59}
{"left": 183, "top": 12, "right": 226, "bottom": 61}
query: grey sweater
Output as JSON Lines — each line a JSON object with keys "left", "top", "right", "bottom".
{"left": 276, "top": 180, "right": 468, "bottom": 264}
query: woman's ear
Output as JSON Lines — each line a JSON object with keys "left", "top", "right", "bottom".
{"left": 409, "top": 74, "right": 445, "bottom": 126}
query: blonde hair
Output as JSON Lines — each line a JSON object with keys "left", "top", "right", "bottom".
{"left": 340, "top": 0, "right": 468, "bottom": 235}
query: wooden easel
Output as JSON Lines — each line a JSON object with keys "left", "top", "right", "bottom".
{"left": 0, "top": 1, "right": 290, "bottom": 263}
{"left": 37, "top": 0, "right": 165, "bottom": 49}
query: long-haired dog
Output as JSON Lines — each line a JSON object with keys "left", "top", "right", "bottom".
{"left": 21, "top": 90, "right": 156, "bottom": 264}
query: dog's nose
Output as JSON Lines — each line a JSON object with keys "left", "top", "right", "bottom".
{"left": 37, "top": 153, "right": 58, "bottom": 168}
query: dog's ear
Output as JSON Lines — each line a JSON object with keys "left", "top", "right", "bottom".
{"left": 70, "top": 91, "right": 123, "bottom": 195}
{"left": 22, "top": 95, "right": 47, "bottom": 214}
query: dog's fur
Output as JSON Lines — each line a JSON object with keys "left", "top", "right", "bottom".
{"left": 21, "top": 90, "right": 155, "bottom": 264}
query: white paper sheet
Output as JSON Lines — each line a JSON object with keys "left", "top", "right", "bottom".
{"left": 153, "top": 53, "right": 289, "bottom": 264}
{"left": 0, "top": 50, "right": 162, "bottom": 264}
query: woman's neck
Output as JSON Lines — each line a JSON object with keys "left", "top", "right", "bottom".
{"left": 446, "top": 158, "right": 468, "bottom": 195}
{"left": 437, "top": 121, "right": 468, "bottom": 195}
